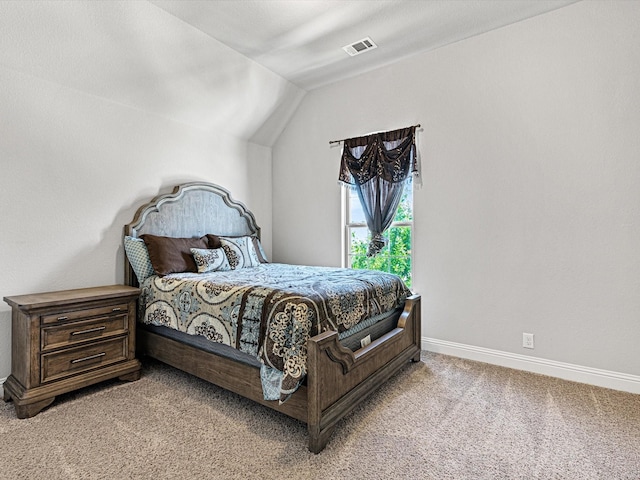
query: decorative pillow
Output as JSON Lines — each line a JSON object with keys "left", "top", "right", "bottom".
{"left": 124, "top": 236, "right": 155, "bottom": 284}
{"left": 206, "top": 233, "right": 223, "bottom": 249}
{"left": 208, "top": 234, "right": 268, "bottom": 263}
{"left": 190, "top": 248, "right": 231, "bottom": 273}
{"left": 219, "top": 236, "right": 261, "bottom": 269}
{"left": 141, "top": 234, "right": 209, "bottom": 276}
{"left": 252, "top": 237, "right": 269, "bottom": 263}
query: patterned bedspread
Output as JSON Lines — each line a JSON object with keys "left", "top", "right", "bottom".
{"left": 139, "top": 263, "right": 410, "bottom": 402}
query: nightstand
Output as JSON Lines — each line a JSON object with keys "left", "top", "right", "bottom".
{"left": 3, "top": 285, "right": 141, "bottom": 418}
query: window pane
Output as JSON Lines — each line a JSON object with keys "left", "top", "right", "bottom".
{"left": 348, "top": 189, "right": 366, "bottom": 223}
{"left": 394, "top": 187, "right": 413, "bottom": 222}
{"left": 387, "top": 226, "right": 411, "bottom": 257}
{"left": 348, "top": 226, "right": 412, "bottom": 287}
{"left": 386, "top": 225, "right": 412, "bottom": 286}
{"left": 348, "top": 227, "right": 371, "bottom": 261}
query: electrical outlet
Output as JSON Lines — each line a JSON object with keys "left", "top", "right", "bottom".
{"left": 522, "top": 333, "right": 534, "bottom": 349}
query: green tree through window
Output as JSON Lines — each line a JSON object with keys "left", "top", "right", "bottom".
{"left": 346, "top": 187, "right": 413, "bottom": 287}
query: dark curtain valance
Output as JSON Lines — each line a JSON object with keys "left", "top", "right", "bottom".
{"left": 338, "top": 126, "right": 419, "bottom": 257}
{"left": 338, "top": 126, "right": 418, "bottom": 187}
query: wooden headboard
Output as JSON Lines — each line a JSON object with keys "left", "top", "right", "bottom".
{"left": 123, "top": 182, "right": 260, "bottom": 286}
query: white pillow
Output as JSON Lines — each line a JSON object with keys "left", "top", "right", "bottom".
{"left": 253, "top": 237, "right": 269, "bottom": 263}
{"left": 190, "top": 248, "right": 232, "bottom": 273}
{"left": 219, "top": 236, "right": 261, "bottom": 269}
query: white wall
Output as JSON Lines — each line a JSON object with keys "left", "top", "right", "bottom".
{"left": 0, "top": 2, "right": 304, "bottom": 381}
{"left": 272, "top": 1, "right": 640, "bottom": 384}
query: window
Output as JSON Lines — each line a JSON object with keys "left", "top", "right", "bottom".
{"left": 344, "top": 186, "right": 413, "bottom": 287}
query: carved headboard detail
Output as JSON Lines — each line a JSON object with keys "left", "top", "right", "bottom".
{"left": 123, "top": 182, "right": 260, "bottom": 286}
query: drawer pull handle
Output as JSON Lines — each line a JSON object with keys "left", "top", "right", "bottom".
{"left": 112, "top": 307, "right": 121, "bottom": 312}
{"left": 71, "top": 352, "right": 106, "bottom": 364}
{"left": 57, "top": 316, "right": 69, "bottom": 321}
{"left": 71, "top": 326, "right": 106, "bottom": 336}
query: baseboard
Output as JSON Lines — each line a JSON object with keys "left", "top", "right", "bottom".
{"left": 423, "top": 337, "right": 640, "bottom": 395}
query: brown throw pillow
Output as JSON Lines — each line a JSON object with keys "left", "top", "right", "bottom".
{"left": 141, "top": 234, "right": 208, "bottom": 275}
{"left": 205, "top": 234, "right": 223, "bottom": 249}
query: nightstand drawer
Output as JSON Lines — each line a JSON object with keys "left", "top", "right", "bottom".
{"left": 41, "top": 302, "right": 129, "bottom": 325}
{"left": 41, "top": 337, "right": 128, "bottom": 383}
{"left": 41, "top": 314, "right": 128, "bottom": 351}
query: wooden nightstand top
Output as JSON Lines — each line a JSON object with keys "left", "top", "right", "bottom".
{"left": 4, "top": 285, "right": 140, "bottom": 311}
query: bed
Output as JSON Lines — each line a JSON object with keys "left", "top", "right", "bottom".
{"left": 124, "top": 181, "right": 422, "bottom": 453}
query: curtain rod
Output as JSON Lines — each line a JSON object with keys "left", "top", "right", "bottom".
{"left": 328, "top": 124, "right": 421, "bottom": 145}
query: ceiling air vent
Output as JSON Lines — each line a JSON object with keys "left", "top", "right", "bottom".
{"left": 343, "top": 37, "right": 377, "bottom": 57}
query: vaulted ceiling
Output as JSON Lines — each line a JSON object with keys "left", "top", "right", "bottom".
{"left": 151, "top": 0, "right": 577, "bottom": 91}
{"left": 0, "top": 1, "right": 577, "bottom": 146}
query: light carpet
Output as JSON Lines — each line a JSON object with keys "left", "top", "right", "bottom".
{"left": 1, "top": 352, "right": 639, "bottom": 479}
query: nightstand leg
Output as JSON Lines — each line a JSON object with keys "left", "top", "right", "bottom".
{"left": 14, "top": 397, "right": 55, "bottom": 419}
{"left": 118, "top": 370, "right": 141, "bottom": 382}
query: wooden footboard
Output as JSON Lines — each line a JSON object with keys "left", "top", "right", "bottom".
{"left": 306, "top": 294, "right": 421, "bottom": 452}
{"left": 137, "top": 294, "right": 421, "bottom": 453}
